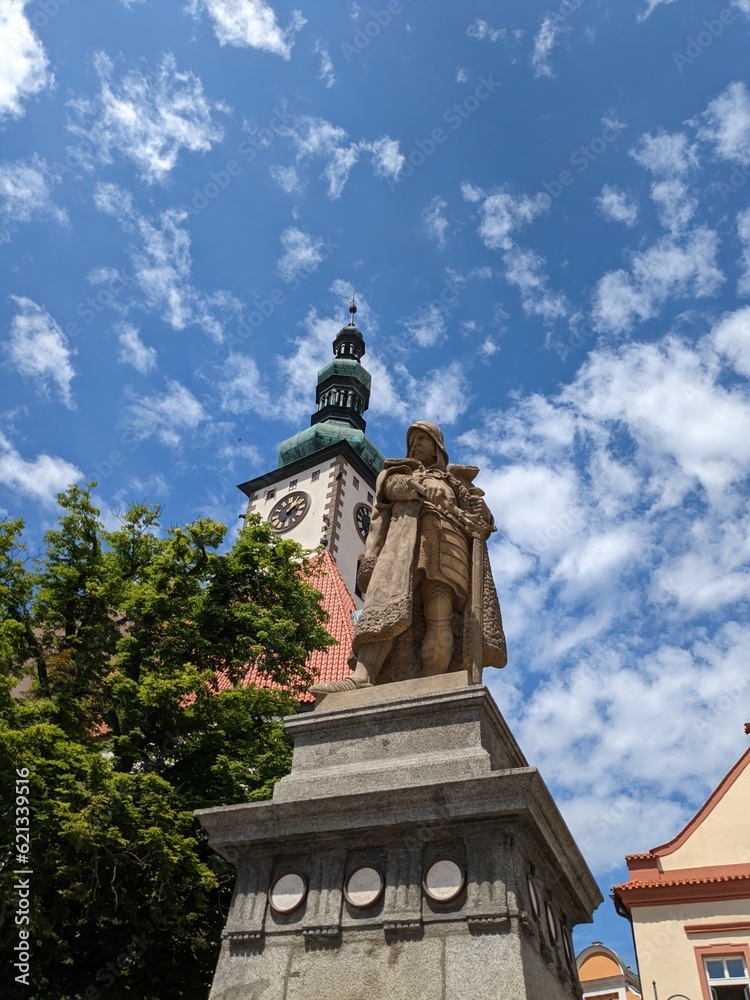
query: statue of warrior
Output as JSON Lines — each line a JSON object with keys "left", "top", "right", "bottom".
{"left": 311, "top": 421, "right": 506, "bottom": 695}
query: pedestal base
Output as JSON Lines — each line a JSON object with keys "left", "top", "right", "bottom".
{"left": 196, "top": 676, "right": 602, "bottom": 1000}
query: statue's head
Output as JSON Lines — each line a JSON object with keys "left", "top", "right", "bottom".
{"left": 406, "top": 421, "right": 448, "bottom": 471}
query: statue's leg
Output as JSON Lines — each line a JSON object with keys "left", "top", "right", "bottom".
{"left": 310, "top": 639, "right": 392, "bottom": 694}
{"left": 421, "top": 582, "right": 454, "bottom": 676}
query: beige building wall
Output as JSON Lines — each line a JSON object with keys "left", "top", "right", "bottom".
{"left": 632, "top": 898, "right": 750, "bottom": 998}
{"left": 658, "top": 763, "right": 750, "bottom": 871}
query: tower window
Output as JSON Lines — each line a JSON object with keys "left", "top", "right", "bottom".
{"left": 367, "top": 492, "right": 374, "bottom": 504}
{"left": 265, "top": 488, "right": 276, "bottom": 500}
{"left": 311, "top": 470, "right": 320, "bottom": 482}
{"left": 353, "top": 476, "right": 360, "bottom": 490}
{"left": 288, "top": 479, "right": 298, "bottom": 489}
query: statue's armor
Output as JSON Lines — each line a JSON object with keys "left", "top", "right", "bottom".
{"left": 384, "top": 468, "right": 470, "bottom": 606}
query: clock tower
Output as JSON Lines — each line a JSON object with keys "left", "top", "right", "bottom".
{"left": 238, "top": 300, "right": 384, "bottom": 605}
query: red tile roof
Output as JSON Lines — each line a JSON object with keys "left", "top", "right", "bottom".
{"left": 214, "top": 550, "right": 355, "bottom": 703}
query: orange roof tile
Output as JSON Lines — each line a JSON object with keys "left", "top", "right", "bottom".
{"left": 215, "top": 550, "right": 355, "bottom": 703}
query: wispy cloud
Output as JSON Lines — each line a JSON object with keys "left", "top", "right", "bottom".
{"left": 94, "top": 182, "right": 242, "bottom": 339}
{"left": 124, "top": 378, "right": 205, "bottom": 447}
{"left": 422, "top": 195, "right": 449, "bottom": 247}
{"left": 592, "top": 227, "right": 724, "bottom": 334}
{"left": 68, "top": 51, "right": 226, "bottom": 184}
{"left": 4, "top": 297, "right": 77, "bottom": 407}
{"left": 531, "top": 15, "right": 559, "bottom": 78}
{"left": 276, "top": 226, "right": 326, "bottom": 282}
{"left": 187, "top": 0, "right": 306, "bottom": 59}
{"left": 0, "top": 156, "right": 67, "bottom": 241}
{"left": 596, "top": 185, "right": 639, "bottom": 228}
{"left": 0, "top": 0, "right": 53, "bottom": 122}
{"left": 272, "top": 114, "right": 403, "bottom": 198}
{"left": 693, "top": 81, "right": 750, "bottom": 167}
{"left": 466, "top": 18, "right": 505, "bottom": 43}
{"left": 115, "top": 322, "right": 157, "bottom": 375}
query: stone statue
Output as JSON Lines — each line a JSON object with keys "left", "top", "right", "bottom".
{"left": 311, "top": 421, "right": 506, "bottom": 695}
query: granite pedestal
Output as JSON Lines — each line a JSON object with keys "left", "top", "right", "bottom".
{"left": 196, "top": 673, "right": 602, "bottom": 999}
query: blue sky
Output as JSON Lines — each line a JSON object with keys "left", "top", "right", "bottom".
{"left": 2, "top": 0, "right": 750, "bottom": 967}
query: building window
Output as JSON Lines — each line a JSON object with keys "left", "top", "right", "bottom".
{"left": 288, "top": 479, "right": 297, "bottom": 489}
{"left": 265, "top": 488, "right": 276, "bottom": 501}
{"left": 704, "top": 956, "right": 750, "bottom": 1000}
{"left": 367, "top": 491, "right": 374, "bottom": 504}
{"left": 353, "top": 476, "right": 360, "bottom": 490}
{"left": 311, "top": 470, "right": 320, "bottom": 482}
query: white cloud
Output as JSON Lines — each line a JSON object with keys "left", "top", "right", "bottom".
{"left": 592, "top": 227, "right": 724, "bottom": 334}
{"left": 712, "top": 305, "right": 750, "bottom": 377}
{"left": 405, "top": 361, "right": 471, "bottom": 425}
{"left": 453, "top": 317, "right": 750, "bottom": 866}
{"left": 636, "top": 0, "right": 677, "bottom": 21}
{"left": 456, "top": 67, "right": 468, "bottom": 83}
{"left": 218, "top": 352, "right": 270, "bottom": 414}
{"left": 187, "top": 0, "right": 306, "bottom": 59}
{"left": 275, "top": 114, "right": 402, "bottom": 198}
{"left": 468, "top": 187, "right": 551, "bottom": 251}
{"left": 531, "top": 15, "right": 559, "bottom": 79}
{"left": 694, "top": 81, "right": 750, "bottom": 167}
{"left": 502, "top": 246, "right": 568, "bottom": 322}
{"left": 94, "top": 182, "right": 242, "bottom": 339}
{"left": 4, "top": 297, "right": 77, "bottom": 407}
{"left": 630, "top": 129, "right": 697, "bottom": 176}
{"left": 314, "top": 41, "right": 335, "bottom": 88}
{"left": 115, "top": 322, "right": 157, "bottom": 374}
{"left": 364, "top": 136, "right": 404, "bottom": 184}
{"left": 0, "top": 432, "right": 81, "bottom": 506}
{"left": 422, "top": 196, "right": 449, "bottom": 247}
{"left": 124, "top": 379, "right": 205, "bottom": 447}
{"left": 0, "top": 156, "right": 67, "bottom": 241}
{"left": 68, "top": 52, "right": 226, "bottom": 185}
{"left": 466, "top": 18, "right": 505, "bottom": 43}
{"left": 737, "top": 207, "right": 750, "bottom": 296}
{"left": 596, "top": 184, "right": 638, "bottom": 227}
{"left": 269, "top": 164, "right": 303, "bottom": 194}
{"left": 401, "top": 302, "right": 447, "bottom": 348}
{"left": 649, "top": 178, "right": 697, "bottom": 233}
{"left": 276, "top": 226, "right": 326, "bottom": 282}
{"left": 0, "top": 1, "right": 53, "bottom": 122}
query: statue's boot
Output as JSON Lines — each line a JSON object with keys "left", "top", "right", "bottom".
{"left": 310, "top": 676, "right": 372, "bottom": 694}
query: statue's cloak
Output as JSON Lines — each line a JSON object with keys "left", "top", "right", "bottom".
{"left": 351, "top": 460, "right": 507, "bottom": 674}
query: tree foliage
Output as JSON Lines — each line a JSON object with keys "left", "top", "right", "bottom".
{"left": 0, "top": 485, "right": 335, "bottom": 999}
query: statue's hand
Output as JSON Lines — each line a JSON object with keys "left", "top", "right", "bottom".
{"left": 419, "top": 482, "right": 447, "bottom": 503}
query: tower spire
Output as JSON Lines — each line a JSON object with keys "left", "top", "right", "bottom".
{"left": 309, "top": 296, "right": 370, "bottom": 432}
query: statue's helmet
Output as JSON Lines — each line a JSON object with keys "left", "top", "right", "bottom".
{"left": 406, "top": 421, "right": 448, "bottom": 470}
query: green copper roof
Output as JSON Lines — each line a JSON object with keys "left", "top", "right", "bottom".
{"left": 278, "top": 422, "right": 384, "bottom": 475}
{"left": 317, "top": 359, "right": 372, "bottom": 389}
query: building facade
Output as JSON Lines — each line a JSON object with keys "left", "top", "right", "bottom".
{"left": 613, "top": 747, "right": 750, "bottom": 1000}
{"left": 577, "top": 942, "right": 642, "bottom": 1000}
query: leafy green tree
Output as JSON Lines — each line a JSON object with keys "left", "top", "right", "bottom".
{"left": 0, "top": 485, "right": 334, "bottom": 999}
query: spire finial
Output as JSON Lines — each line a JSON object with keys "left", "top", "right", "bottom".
{"left": 348, "top": 292, "right": 357, "bottom": 325}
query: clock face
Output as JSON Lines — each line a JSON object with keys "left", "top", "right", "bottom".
{"left": 269, "top": 491, "right": 310, "bottom": 533}
{"left": 354, "top": 503, "right": 372, "bottom": 541}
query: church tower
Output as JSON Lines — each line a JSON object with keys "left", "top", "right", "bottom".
{"left": 238, "top": 300, "right": 384, "bottom": 605}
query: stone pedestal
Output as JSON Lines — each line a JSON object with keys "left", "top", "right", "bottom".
{"left": 196, "top": 674, "right": 602, "bottom": 1000}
